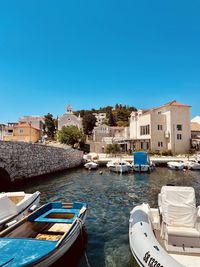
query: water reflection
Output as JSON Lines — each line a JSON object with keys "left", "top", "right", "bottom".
{"left": 7, "top": 167, "right": 200, "bottom": 267}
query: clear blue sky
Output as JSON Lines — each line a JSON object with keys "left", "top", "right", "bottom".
{"left": 0, "top": 0, "right": 200, "bottom": 123}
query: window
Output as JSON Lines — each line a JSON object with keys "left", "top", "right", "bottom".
{"left": 19, "top": 129, "right": 23, "bottom": 133}
{"left": 157, "top": 125, "right": 163, "bottom": 130}
{"left": 140, "top": 142, "right": 143, "bottom": 149}
{"left": 140, "top": 125, "right": 150, "bottom": 135}
{"left": 158, "top": 141, "right": 163, "bottom": 147}
{"left": 177, "top": 134, "right": 182, "bottom": 140}
{"left": 177, "top": 124, "right": 182, "bottom": 131}
{"left": 146, "top": 143, "right": 150, "bottom": 150}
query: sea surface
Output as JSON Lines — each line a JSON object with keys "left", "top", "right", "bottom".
{"left": 10, "top": 167, "right": 200, "bottom": 267}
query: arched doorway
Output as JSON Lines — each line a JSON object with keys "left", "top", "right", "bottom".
{"left": 0, "top": 168, "right": 11, "bottom": 191}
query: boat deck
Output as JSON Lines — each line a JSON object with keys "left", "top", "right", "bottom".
{"left": 154, "top": 229, "right": 200, "bottom": 266}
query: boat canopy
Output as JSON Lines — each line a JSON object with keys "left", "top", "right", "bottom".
{"left": 0, "top": 238, "right": 56, "bottom": 266}
{"left": 133, "top": 152, "right": 149, "bottom": 165}
{"left": 160, "top": 186, "right": 197, "bottom": 227}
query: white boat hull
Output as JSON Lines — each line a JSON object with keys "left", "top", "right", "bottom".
{"left": 167, "top": 162, "right": 185, "bottom": 170}
{"left": 107, "top": 159, "right": 131, "bottom": 173}
{"left": 132, "top": 164, "right": 150, "bottom": 172}
{"left": 84, "top": 162, "right": 98, "bottom": 169}
{"left": 108, "top": 165, "right": 130, "bottom": 173}
{"left": 0, "top": 191, "right": 40, "bottom": 229}
{"left": 129, "top": 204, "right": 184, "bottom": 267}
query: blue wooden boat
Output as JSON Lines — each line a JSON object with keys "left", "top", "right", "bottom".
{"left": 0, "top": 201, "right": 87, "bottom": 266}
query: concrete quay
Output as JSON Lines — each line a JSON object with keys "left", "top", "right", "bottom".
{"left": 85, "top": 153, "right": 196, "bottom": 167}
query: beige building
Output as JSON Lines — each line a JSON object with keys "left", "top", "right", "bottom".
{"left": 58, "top": 105, "right": 82, "bottom": 130}
{"left": 0, "top": 124, "right": 6, "bottom": 140}
{"left": 90, "top": 124, "right": 130, "bottom": 153}
{"left": 92, "top": 112, "right": 107, "bottom": 126}
{"left": 4, "top": 122, "right": 41, "bottom": 143}
{"left": 18, "top": 115, "right": 44, "bottom": 131}
{"left": 129, "top": 100, "right": 191, "bottom": 154}
{"left": 191, "top": 122, "right": 200, "bottom": 150}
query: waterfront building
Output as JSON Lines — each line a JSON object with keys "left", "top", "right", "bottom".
{"left": 4, "top": 122, "right": 41, "bottom": 143}
{"left": 18, "top": 115, "right": 44, "bottom": 131}
{"left": 129, "top": 100, "right": 191, "bottom": 154}
{"left": 90, "top": 124, "right": 130, "bottom": 153}
{"left": 0, "top": 124, "right": 6, "bottom": 140}
{"left": 58, "top": 105, "right": 82, "bottom": 130}
{"left": 92, "top": 112, "right": 107, "bottom": 126}
{"left": 191, "top": 122, "right": 200, "bottom": 150}
{"left": 191, "top": 115, "right": 200, "bottom": 125}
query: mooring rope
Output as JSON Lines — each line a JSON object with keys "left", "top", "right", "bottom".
{"left": 77, "top": 217, "right": 92, "bottom": 267}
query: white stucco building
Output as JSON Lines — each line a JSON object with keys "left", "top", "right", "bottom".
{"left": 58, "top": 105, "right": 82, "bottom": 130}
{"left": 191, "top": 116, "right": 200, "bottom": 125}
{"left": 129, "top": 100, "right": 191, "bottom": 154}
{"left": 92, "top": 113, "right": 107, "bottom": 126}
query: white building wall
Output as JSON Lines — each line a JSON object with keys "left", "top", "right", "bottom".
{"left": 169, "top": 106, "right": 190, "bottom": 154}
{"left": 150, "top": 111, "right": 167, "bottom": 151}
{"left": 129, "top": 102, "right": 191, "bottom": 154}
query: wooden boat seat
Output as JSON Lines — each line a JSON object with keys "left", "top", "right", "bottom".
{"left": 48, "top": 223, "right": 72, "bottom": 233}
{"left": 35, "top": 223, "right": 73, "bottom": 241}
{"left": 35, "top": 232, "right": 63, "bottom": 241}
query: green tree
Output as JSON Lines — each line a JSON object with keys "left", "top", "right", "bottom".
{"left": 82, "top": 113, "right": 96, "bottom": 135}
{"left": 105, "top": 143, "right": 121, "bottom": 155}
{"left": 57, "top": 125, "right": 85, "bottom": 148}
{"left": 43, "top": 113, "right": 56, "bottom": 140}
{"left": 107, "top": 111, "right": 116, "bottom": 126}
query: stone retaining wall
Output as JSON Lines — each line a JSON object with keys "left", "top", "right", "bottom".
{"left": 0, "top": 141, "right": 83, "bottom": 182}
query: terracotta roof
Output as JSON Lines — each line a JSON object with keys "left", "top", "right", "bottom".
{"left": 14, "top": 123, "right": 40, "bottom": 131}
{"left": 153, "top": 100, "right": 191, "bottom": 110}
{"left": 191, "top": 122, "right": 200, "bottom": 131}
{"left": 135, "top": 100, "right": 191, "bottom": 115}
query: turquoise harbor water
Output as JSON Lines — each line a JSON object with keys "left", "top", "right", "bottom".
{"left": 11, "top": 167, "right": 200, "bottom": 267}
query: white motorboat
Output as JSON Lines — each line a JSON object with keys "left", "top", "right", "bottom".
{"left": 167, "top": 161, "right": 185, "bottom": 170}
{"left": 129, "top": 186, "right": 200, "bottom": 267}
{"left": 84, "top": 161, "right": 98, "bottom": 169}
{"left": 184, "top": 160, "right": 200, "bottom": 170}
{"left": 106, "top": 159, "right": 131, "bottom": 173}
{"left": 0, "top": 191, "right": 40, "bottom": 231}
{"left": 132, "top": 151, "right": 154, "bottom": 172}
{"left": 195, "top": 154, "right": 200, "bottom": 163}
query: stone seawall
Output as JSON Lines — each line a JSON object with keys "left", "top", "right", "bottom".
{"left": 0, "top": 141, "right": 83, "bottom": 183}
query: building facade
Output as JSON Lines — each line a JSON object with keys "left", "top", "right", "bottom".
{"left": 90, "top": 124, "right": 130, "bottom": 153}
{"left": 92, "top": 113, "right": 107, "bottom": 126}
{"left": 129, "top": 100, "right": 191, "bottom": 154}
{"left": 191, "top": 122, "right": 200, "bottom": 150}
{"left": 18, "top": 115, "right": 44, "bottom": 131}
{"left": 4, "top": 122, "right": 41, "bottom": 143}
{"left": 58, "top": 105, "right": 82, "bottom": 130}
{"left": 0, "top": 124, "right": 6, "bottom": 140}
{"left": 191, "top": 116, "right": 200, "bottom": 125}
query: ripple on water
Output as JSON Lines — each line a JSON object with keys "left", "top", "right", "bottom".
{"left": 10, "top": 167, "right": 200, "bottom": 267}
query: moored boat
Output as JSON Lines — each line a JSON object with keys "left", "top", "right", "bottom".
{"left": 84, "top": 161, "right": 98, "bottom": 169}
{"left": 184, "top": 160, "right": 200, "bottom": 170}
{"left": 167, "top": 161, "right": 185, "bottom": 170}
{"left": 129, "top": 186, "right": 200, "bottom": 267}
{"left": 132, "top": 151, "right": 154, "bottom": 172}
{"left": 106, "top": 159, "right": 131, "bottom": 173}
{"left": 0, "top": 191, "right": 40, "bottom": 231}
{"left": 0, "top": 201, "right": 87, "bottom": 266}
